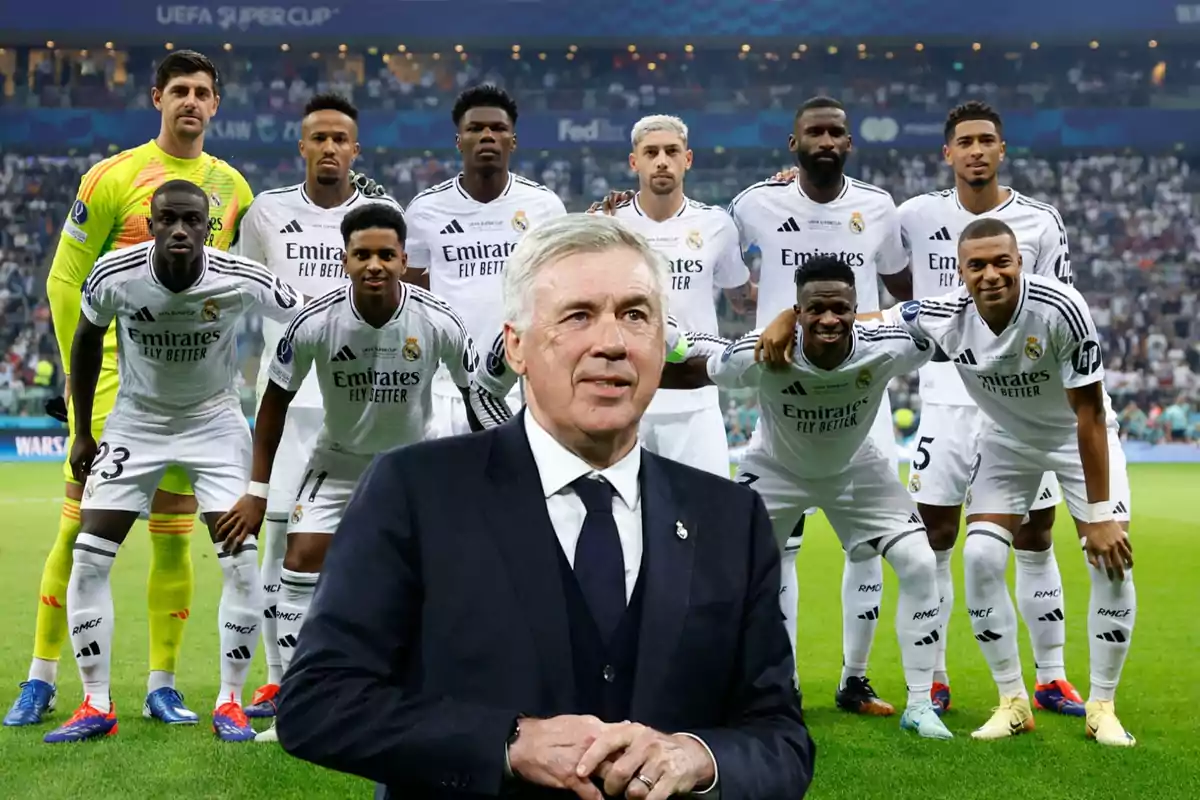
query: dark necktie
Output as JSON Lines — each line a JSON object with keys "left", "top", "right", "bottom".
{"left": 571, "top": 475, "right": 626, "bottom": 642}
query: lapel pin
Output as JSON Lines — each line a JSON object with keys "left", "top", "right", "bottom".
{"left": 676, "top": 521, "right": 688, "bottom": 540}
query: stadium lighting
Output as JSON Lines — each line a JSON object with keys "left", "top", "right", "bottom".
{"left": 511, "top": 52, "right": 520, "bottom": 60}
{"left": 648, "top": 62, "right": 657, "bottom": 70}
{"left": 367, "top": 47, "right": 378, "bottom": 55}
{"left": 915, "top": 42, "right": 925, "bottom": 51}
{"left": 632, "top": 52, "right": 641, "bottom": 61}
{"left": 432, "top": 52, "right": 441, "bottom": 60}
{"left": 164, "top": 43, "right": 174, "bottom": 51}
{"left": 791, "top": 52, "right": 801, "bottom": 60}
{"left": 280, "top": 44, "right": 290, "bottom": 52}
{"left": 798, "top": 44, "right": 808, "bottom": 52}
{"left": 566, "top": 52, "right": 575, "bottom": 60}
{"left": 454, "top": 44, "right": 464, "bottom": 53}
{"left": 104, "top": 41, "right": 114, "bottom": 50}
{"left": 1149, "top": 39, "right": 1159, "bottom": 48}
{"left": 311, "top": 52, "right": 321, "bottom": 59}
{"left": 223, "top": 43, "right": 233, "bottom": 51}
{"left": 538, "top": 52, "right": 546, "bottom": 60}
{"left": 972, "top": 42, "right": 982, "bottom": 51}
{"left": 857, "top": 43, "right": 866, "bottom": 52}
{"left": 684, "top": 44, "right": 694, "bottom": 53}
{"left": 460, "top": 53, "right": 468, "bottom": 61}
{"left": 628, "top": 44, "right": 637, "bottom": 52}
{"left": 512, "top": 44, "right": 520, "bottom": 52}
{"left": 46, "top": 41, "right": 55, "bottom": 49}
{"left": 885, "top": 51, "right": 894, "bottom": 59}
{"left": 338, "top": 44, "right": 347, "bottom": 52}
{"left": 1030, "top": 41, "right": 1040, "bottom": 49}
{"left": 569, "top": 45, "right": 578, "bottom": 53}
{"left": 1089, "top": 40, "right": 1100, "bottom": 49}
{"left": 398, "top": 44, "right": 407, "bottom": 52}
{"left": 827, "top": 45, "right": 838, "bottom": 55}
{"left": 740, "top": 44, "right": 751, "bottom": 52}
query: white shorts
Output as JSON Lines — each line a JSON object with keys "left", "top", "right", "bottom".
{"left": 286, "top": 448, "right": 374, "bottom": 535}
{"left": 640, "top": 402, "right": 730, "bottom": 478}
{"left": 266, "top": 405, "right": 324, "bottom": 518}
{"left": 965, "top": 423, "right": 1131, "bottom": 523}
{"left": 81, "top": 403, "right": 251, "bottom": 515}
{"left": 869, "top": 392, "right": 899, "bottom": 479}
{"left": 737, "top": 440, "right": 926, "bottom": 557}
{"left": 430, "top": 372, "right": 523, "bottom": 439}
{"left": 909, "top": 404, "right": 1061, "bottom": 512}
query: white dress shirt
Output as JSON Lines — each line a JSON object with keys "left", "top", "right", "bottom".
{"left": 520, "top": 412, "right": 719, "bottom": 795}
{"left": 524, "top": 410, "right": 644, "bottom": 602}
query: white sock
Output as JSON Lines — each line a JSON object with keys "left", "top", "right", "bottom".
{"left": 1087, "top": 562, "right": 1136, "bottom": 703}
{"left": 963, "top": 523, "right": 1026, "bottom": 698}
{"left": 840, "top": 552, "right": 882, "bottom": 690}
{"left": 215, "top": 536, "right": 264, "bottom": 709}
{"left": 882, "top": 534, "right": 941, "bottom": 707}
{"left": 147, "top": 671, "right": 175, "bottom": 694}
{"left": 28, "top": 658, "right": 57, "bottom": 685}
{"left": 68, "top": 533, "right": 119, "bottom": 713}
{"left": 260, "top": 517, "right": 288, "bottom": 686}
{"left": 932, "top": 549, "right": 953, "bottom": 686}
{"left": 277, "top": 567, "right": 321, "bottom": 676}
{"left": 1014, "top": 547, "right": 1067, "bottom": 685}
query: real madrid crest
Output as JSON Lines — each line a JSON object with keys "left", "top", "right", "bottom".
{"left": 291, "top": 504, "right": 304, "bottom": 524}
{"left": 202, "top": 298, "right": 220, "bottom": 321}
{"left": 208, "top": 191, "right": 222, "bottom": 208}
{"left": 855, "top": 368, "right": 872, "bottom": 389}
{"left": 908, "top": 472, "right": 921, "bottom": 493}
{"left": 1024, "top": 336, "right": 1043, "bottom": 360}
{"left": 403, "top": 336, "right": 421, "bottom": 361}
{"left": 511, "top": 210, "right": 529, "bottom": 233}
{"left": 686, "top": 230, "right": 703, "bottom": 250}
{"left": 849, "top": 211, "right": 865, "bottom": 234}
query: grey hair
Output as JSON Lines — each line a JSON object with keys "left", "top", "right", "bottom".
{"left": 502, "top": 213, "right": 670, "bottom": 333}
{"left": 630, "top": 114, "right": 689, "bottom": 149}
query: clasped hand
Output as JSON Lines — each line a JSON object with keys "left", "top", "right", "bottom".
{"left": 508, "top": 715, "right": 715, "bottom": 799}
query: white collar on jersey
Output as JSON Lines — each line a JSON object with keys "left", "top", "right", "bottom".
{"left": 299, "top": 183, "right": 362, "bottom": 210}
{"left": 347, "top": 282, "right": 409, "bottom": 326}
{"left": 794, "top": 322, "right": 858, "bottom": 371}
{"left": 146, "top": 244, "right": 208, "bottom": 292}
{"left": 953, "top": 186, "right": 1018, "bottom": 215}
{"left": 454, "top": 172, "right": 514, "bottom": 203}
{"left": 632, "top": 192, "right": 688, "bottom": 219}
{"left": 794, "top": 175, "right": 850, "bottom": 203}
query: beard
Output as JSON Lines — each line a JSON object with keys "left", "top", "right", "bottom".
{"left": 796, "top": 149, "right": 845, "bottom": 188}
{"left": 316, "top": 173, "right": 340, "bottom": 186}
{"left": 647, "top": 173, "right": 677, "bottom": 195}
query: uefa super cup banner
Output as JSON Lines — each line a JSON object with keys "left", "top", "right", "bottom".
{"left": 0, "top": 0, "right": 1187, "bottom": 42}
{"left": 4, "top": 108, "right": 1200, "bottom": 153}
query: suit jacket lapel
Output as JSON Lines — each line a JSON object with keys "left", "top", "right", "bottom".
{"left": 486, "top": 413, "right": 575, "bottom": 711}
{"left": 630, "top": 452, "right": 695, "bottom": 716}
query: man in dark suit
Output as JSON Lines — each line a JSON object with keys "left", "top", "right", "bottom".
{"left": 276, "top": 213, "right": 816, "bottom": 799}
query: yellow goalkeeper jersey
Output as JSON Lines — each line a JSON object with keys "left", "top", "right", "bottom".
{"left": 47, "top": 139, "right": 254, "bottom": 367}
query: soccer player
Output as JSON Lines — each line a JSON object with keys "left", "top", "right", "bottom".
{"left": 6, "top": 49, "right": 255, "bottom": 729}
{"left": 726, "top": 96, "right": 911, "bottom": 715}
{"left": 232, "top": 93, "right": 404, "bottom": 720}
{"left": 663, "top": 255, "right": 951, "bottom": 740}
{"left": 883, "top": 218, "right": 1136, "bottom": 745}
{"left": 581, "top": 114, "right": 753, "bottom": 474}
{"left": 216, "top": 203, "right": 478, "bottom": 742}
{"left": 43, "top": 181, "right": 303, "bottom": 744}
{"left": 401, "top": 84, "right": 566, "bottom": 438}
{"left": 896, "top": 101, "right": 1080, "bottom": 715}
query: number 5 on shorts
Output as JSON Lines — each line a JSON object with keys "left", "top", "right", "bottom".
{"left": 912, "top": 436, "right": 934, "bottom": 471}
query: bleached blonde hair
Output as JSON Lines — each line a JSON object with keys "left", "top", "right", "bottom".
{"left": 630, "top": 114, "right": 689, "bottom": 150}
{"left": 502, "top": 213, "right": 670, "bottom": 333}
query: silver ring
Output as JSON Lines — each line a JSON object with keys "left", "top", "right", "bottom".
{"left": 636, "top": 774, "right": 656, "bottom": 789}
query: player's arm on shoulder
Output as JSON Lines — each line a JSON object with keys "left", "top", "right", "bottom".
{"left": 242, "top": 258, "right": 303, "bottom": 322}
{"left": 877, "top": 200, "right": 913, "bottom": 300}
{"left": 707, "top": 332, "right": 764, "bottom": 389}
{"left": 468, "top": 328, "right": 517, "bottom": 431}
{"left": 70, "top": 274, "right": 118, "bottom": 440}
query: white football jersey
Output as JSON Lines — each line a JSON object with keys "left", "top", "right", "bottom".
{"left": 268, "top": 282, "right": 478, "bottom": 456}
{"left": 81, "top": 242, "right": 301, "bottom": 420}
{"left": 899, "top": 187, "right": 1071, "bottom": 406}
{"left": 404, "top": 173, "right": 567, "bottom": 368}
{"left": 707, "top": 322, "right": 931, "bottom": 479}
{"left": 728, "top": 177, "right": 906, "bottom": 328}
{"left": 237, "top": 183, "right": 405, "bottom": 408}
{"left": 888, "top": 273, "right": 1116, "bottom": 448}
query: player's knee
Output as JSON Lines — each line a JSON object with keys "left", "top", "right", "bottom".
{"left": 963, "top": 523, "right": 1012, "bottom": 584}
{"left": 882, "top": 533, "right": 936, "bottom": 585}
{"left": 283, "top": 533, "right": 331, "bottom": 574}
{"left": 150, "top": 489, "right": 198, "bottom": 516}
{"left": 1013, "top": 507, "right": 1055, "bottom": 551}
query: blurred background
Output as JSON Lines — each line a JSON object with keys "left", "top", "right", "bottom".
{"left": 0, "top": 0, "right": 1197, "bottom": 461}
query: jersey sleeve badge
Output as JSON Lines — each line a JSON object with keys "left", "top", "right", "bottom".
{"left": 403, "top": 337, "right": 421, "bottom": 362}
{"left": 849, "top": 211, "right": 865, "bottom": 234}
{"left": 900, "top": 300, "right": 921, "bottom": 322}
{"left": 70, "top": 200, "right": 89, "bottom": 225}
{"left": 276, "top": 337, "right": 294, "bottom": 365}
{"left": 1072, "top": 340, "right": 1102, "bottom": 376}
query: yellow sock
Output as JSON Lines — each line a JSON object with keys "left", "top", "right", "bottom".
{"left": 32, "top": 498, "right": 81, "bottom": 664}
{"left": 147, "top": 513, "right": 195, "bottom": 674}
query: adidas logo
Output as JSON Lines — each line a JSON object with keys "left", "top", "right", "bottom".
{"left": 777, "top": 217, "right": 801, "bottom": 232}
{"left": 1039, "top": 608, "right": 1064, "bottom": 622}
{"left": 908, "top": 513, "right": 922, "bottom": 525}
{"left": 225, "top": 645, "right": 252, "bottom": 661}
{"left": 782, "top": 380, "right": 806, "bottom": 396}
{"left": 1096, "top": 629, "right": 1127, "bottom": 643}
{"left": 1114, "top": 501, "right": 1128, "bottom": 515}
{"left": 857, "top": 606, "right": 879, "bottom": 621}
{"left": 278, "top": 634, "right": 299, "bottom": 649}
{"left": 1039, "top": 487, "right": 1054, "bottom": 501}
{"left": 914, "top": 629, "right": 940, "bottom": 647}
{"left": 975, "top": 629, "right": 1002, "bottom": 643}
{"left": 331, "top": 345, "right": 358, "bottom": 362}
{"left": 440, "top": 219, "right": 465, "bottom": 235}
{"left": 263, "top": 605, "right": 278, "bottom": 620}
{"left": 132, "top": 306, "right": 155, "bottom": 322}
{"left": 279, "top": 220, "right": 303, "bottom": 234}
{"left": 953, "top": 349, "right": 979, "bottom": 366}
{"left": 76, "top": 641, "right": 101, "bottom": 658}
{"left": 929, "top": 226, "right": 952, "bottom": 241}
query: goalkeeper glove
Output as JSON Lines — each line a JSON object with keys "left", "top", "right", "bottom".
{"left": 349, "top": 170, "right": 389, "bottom": 198}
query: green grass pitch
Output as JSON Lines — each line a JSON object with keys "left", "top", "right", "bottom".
{"left": 1, "top": 461, "right": 1198, "bottom": 800}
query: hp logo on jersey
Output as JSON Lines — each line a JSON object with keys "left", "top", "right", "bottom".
{"left": 273, "top": 277, "right": 299, "bottom": 309}
{"left": 1072, "top": 340, "right": 1102, "bottom": 376}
